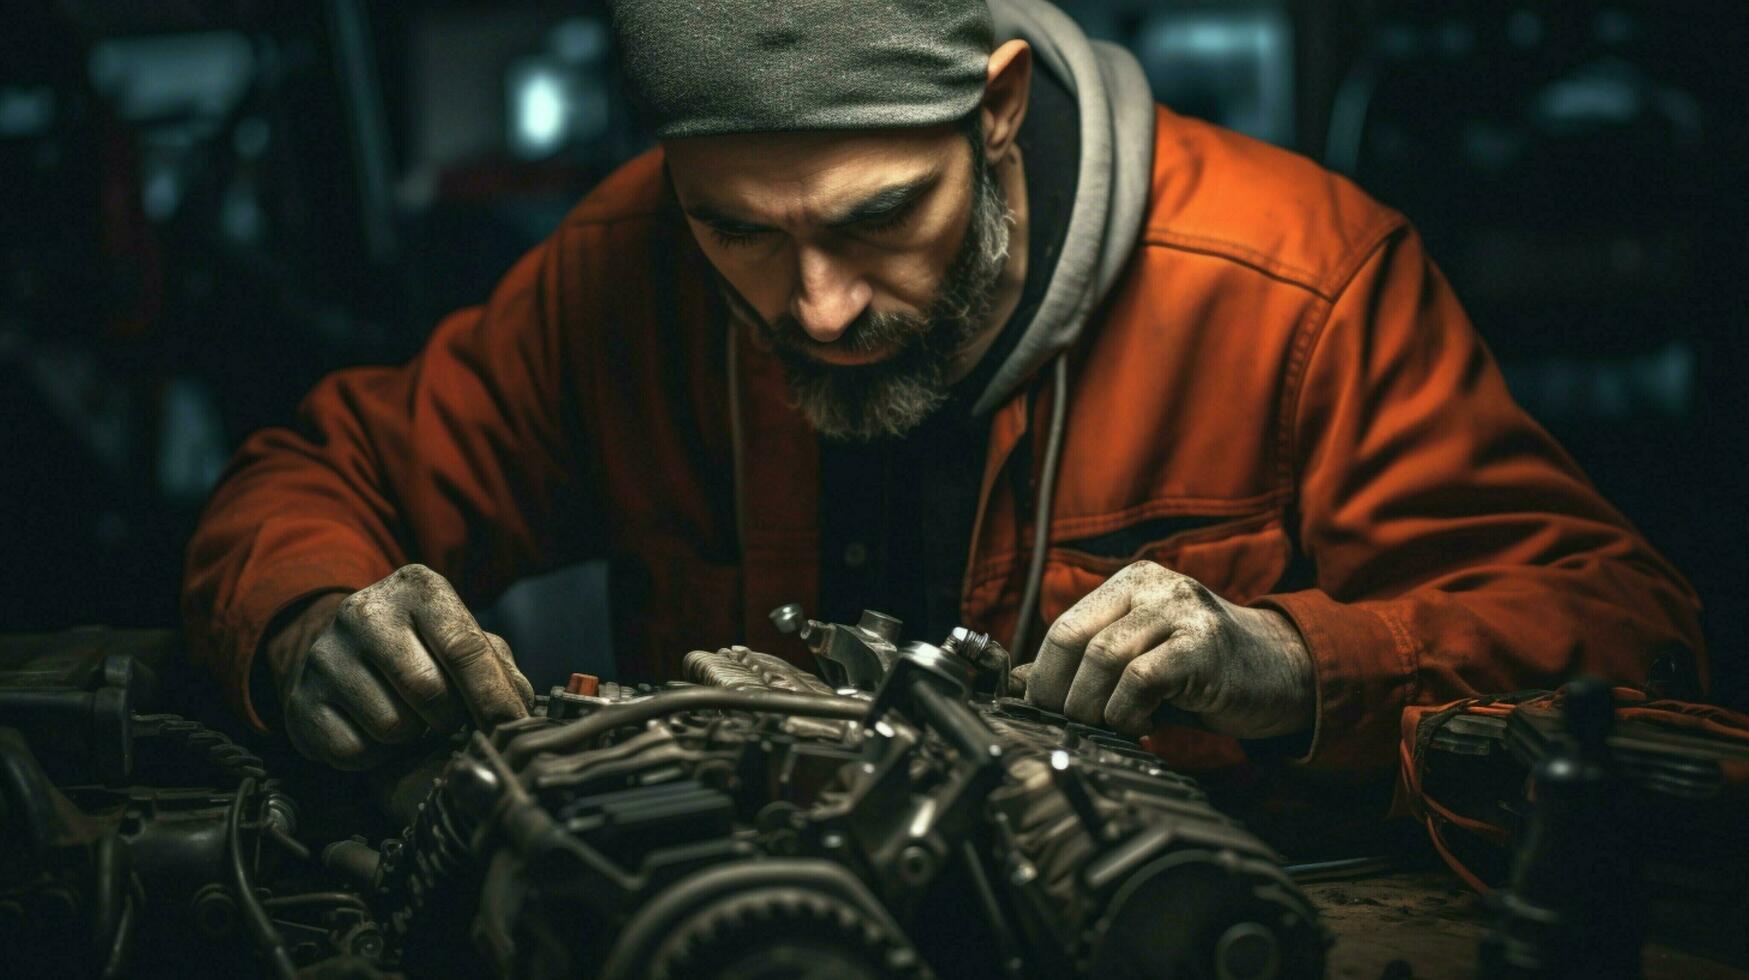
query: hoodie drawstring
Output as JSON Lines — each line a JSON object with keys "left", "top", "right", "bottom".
{"left": 730, "top": 328, "right": 1066, "bottom": 662}
{"left": 727, "top": 320, "right": 748, "bottom": 559}
{"left": 1010, "top": 354, "right": 1068, "bottom": 659}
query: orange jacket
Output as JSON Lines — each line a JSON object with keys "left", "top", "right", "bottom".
{"left": 183, "top": 107, "right": 1705, "bottom": 776}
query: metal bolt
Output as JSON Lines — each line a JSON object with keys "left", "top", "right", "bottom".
{"left": 897, "top": 845, "right": 935, "bottom": 885}
{"left": 350, "top": 926, "right": 384, "bottom": 959}
{"left": 262, "top": 792, "right": 299, "bottom": 836}
{"left": 192, "top": 883, "right": 237, "bottom": 937}
{"left": 769, "top": 603, "right": 805, "bottom": 635}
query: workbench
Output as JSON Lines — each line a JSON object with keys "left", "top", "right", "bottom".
{"left": 1308, "top": 870, "right": 1748, "bottom": 979}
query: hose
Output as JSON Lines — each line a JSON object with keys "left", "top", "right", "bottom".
{"left": 227, "top": 776, "right": 297, "bottom": 980}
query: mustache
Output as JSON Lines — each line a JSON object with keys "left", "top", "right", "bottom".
{"left": 765, "top": 309, "right": 929, "bottom": 359}
{"left": 719, "top": 284, "right": 931, "bottom": 361}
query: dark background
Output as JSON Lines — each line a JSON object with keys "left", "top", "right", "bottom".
{"left": 3, "top": 0, "right": 1744, "bottom": 709}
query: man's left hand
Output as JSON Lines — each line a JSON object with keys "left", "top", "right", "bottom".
{"left": 1022, "top": 560, "right": 1315, "bottom": 739}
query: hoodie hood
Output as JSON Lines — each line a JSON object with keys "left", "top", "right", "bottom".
{"left": 972, "top": 0, "right": 1156, "bottom": 414}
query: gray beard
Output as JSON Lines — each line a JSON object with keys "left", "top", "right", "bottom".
{"left": 717, "top": 154, "right": 1014, "bottom": 441}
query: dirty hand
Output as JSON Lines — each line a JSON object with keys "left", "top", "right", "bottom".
{"left": 1020, "top": 560, "right": 1314, "bottom": 739}
{"left": 264, "top": 564, "right": 534, "bottom": 770}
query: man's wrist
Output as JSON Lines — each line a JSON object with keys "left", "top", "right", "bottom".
{"left": 253, "top": 591, "right": 349, "bottom": 728}
{"left": 1235, "top": 605, "right": 1316, "bottom": 734}
{"left": 1266, "top": 607, "right": 1316, "bottom": 730}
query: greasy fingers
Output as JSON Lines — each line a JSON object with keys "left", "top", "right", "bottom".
{"left": 1103, "top": 634, "right": 1200, "bottom": 735}
{"left": 1022, "top": 559, "right": 1316, "bottom": 739}
{"left": 332, "top": 576, "right": 467, "bottom": 734}
{"left": 364, "top": 564, "right": 530, "bottom": 731}
{"left": 1025, "top": 568, "right": 1138, "bottom": 711}
{"left": 283, "top": 681, "right": 397, "bottom": 771}
{"left": 276, "top": 563, "right": 532, "bottom": 771}
{"left": 403, "top": 568, "right": 530, "bottom": 730}
{"left": 1060, "top": 606, "right": 1176, "bottom": 725}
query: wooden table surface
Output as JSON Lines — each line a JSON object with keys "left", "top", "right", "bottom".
{"left": 1305, "top": 871, "right": 1748, "bottom": 979}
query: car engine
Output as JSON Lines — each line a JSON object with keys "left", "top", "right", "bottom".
{"left": 1, "top": 614, "right": 1326, "bottom": 978}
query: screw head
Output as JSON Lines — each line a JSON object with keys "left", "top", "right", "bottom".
{"left": 769, "top": 603, "right": 805, "bottom": 634}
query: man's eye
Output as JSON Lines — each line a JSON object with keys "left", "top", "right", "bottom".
{"left": 709, "top": 225, "right": 769, "bottom": 249}
{"left": 858, "top": 200, "right": 918, "bottom": 234}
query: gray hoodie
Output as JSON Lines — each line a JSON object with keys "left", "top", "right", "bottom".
{"left": 966, "top": 0, "right": 1156, "bottom": 651}
{"left": 973, "top": 0, "right": 1156, "bottom": 414}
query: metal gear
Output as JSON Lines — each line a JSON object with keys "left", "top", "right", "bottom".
{"left": 646, "top": 887, "right": 931, "bottom": 980}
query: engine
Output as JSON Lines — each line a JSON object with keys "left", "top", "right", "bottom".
{"left": 1, "top": 616, "right": 1326, "bottom": 979}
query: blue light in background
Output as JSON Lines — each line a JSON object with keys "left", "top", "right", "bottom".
{"left": 504, "top": 18, "right": 612, "bottom": 161}
{"left": 509, "top": 62, "right": 569, "bottom": 158}
{"left": 1500, "top": 342, "right": 1696, "bottom": 422}
{"left": 1134, "top": 7, "right": 1295, "bottom": 147}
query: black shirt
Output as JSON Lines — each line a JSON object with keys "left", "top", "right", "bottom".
{"left": 817, "top": 67, "right": 1081, "bottom": 643}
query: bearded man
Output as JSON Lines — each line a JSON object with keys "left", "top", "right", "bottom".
{"left": 182, "top": 0, "right": 1704, "bottom": 775}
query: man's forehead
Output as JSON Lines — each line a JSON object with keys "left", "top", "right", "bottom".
{"left": 666, "top": 125, "right": 959, "bottom": 222}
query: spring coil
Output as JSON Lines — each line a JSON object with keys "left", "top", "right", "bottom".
{"left": 378, "top": 766, "right": 481, "bottom": 963}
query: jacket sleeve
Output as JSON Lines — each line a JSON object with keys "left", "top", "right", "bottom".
{"left": 1256, "top": 225, "right": 1706, "bottom": 774}
{"left": 181, "top": 236, "right": 600, "bottom": 730}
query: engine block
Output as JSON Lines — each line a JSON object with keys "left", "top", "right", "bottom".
{"left": 376, "top": 625, "right": 1327, "bottom": 979}
{"left": 0, "top": 620, "right": 1326, "bottom": 978}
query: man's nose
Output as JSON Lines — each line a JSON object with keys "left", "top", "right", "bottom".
{"left": 790, "top": 246, "right": 871, "bottom": 343}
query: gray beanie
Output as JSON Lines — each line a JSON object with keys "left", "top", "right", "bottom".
{"left": 609, "top": 0, "right": 995, "bottom": 139}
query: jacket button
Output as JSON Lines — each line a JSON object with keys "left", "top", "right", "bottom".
{"left": 843, "top": 542, "right": 868, "bottom": 568}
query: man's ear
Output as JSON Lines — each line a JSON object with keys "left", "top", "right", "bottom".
{"left": 981, "top": 39, "right": 1032, "bottom": 164}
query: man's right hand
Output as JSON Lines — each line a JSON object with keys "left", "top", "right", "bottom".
{"left": 263, "top": 564, "right": 535, "bottom": 770}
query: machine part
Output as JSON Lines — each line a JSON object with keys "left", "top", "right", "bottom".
{"left": 600, "top": 861, "right": 928, "bottom": 980}
{"left": 367, "top": 624, "right": 1326, "bottom": 978}
{"left": 1, "top": 623, "right": 1326, "bottom": 978}
{"left": 227, "top": 776, "right": 298, "bottom": 980}
{"left": 1, "top": 718, "right": 328, "bottom": 977}
{"left": 323, "top": 839, "right": 383, "bottom": 889}
{"left": 682, "top": 645, "right": 838, "bottom": 696}
{"left": 1479, "top": 679, "right": 1644, "bottom": 977}
{"left": 788, "top": 608, "right": 905, "bottom": 690}
{"left": 0, "top": 651, "right": 139, "bottom": 784}
{"left": 1085, "top": 850, "right": 1321, "bottom": 980}
{"left": 768, "top": 603, "right": 806, "bottom": 636}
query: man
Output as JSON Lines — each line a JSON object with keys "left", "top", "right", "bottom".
{"left": 183, "top": 0, "right": 1704, "bottom": 774}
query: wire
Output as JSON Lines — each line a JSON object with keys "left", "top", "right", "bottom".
{"left": 262, "top": 891, "right": 372, "bottom": 914}
{"left": 227, "top": 777, "right": 298, "bottom": 980}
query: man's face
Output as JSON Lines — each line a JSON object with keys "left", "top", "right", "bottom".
{"left": 665, "top": 122, "right": 1012, "bottom": 440}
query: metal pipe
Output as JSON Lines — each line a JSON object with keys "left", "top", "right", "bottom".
{"left": 505, "top": 687, "right": 868, "bottom": 767}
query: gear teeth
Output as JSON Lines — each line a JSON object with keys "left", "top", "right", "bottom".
{"left": 648, "top": 888, "right": 929, "bottom": 980}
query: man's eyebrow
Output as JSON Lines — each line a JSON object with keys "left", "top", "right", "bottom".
{"left": 824, "top": 173, "right": 939, "bottom": 228}
{"left": 680, "top": 172, "right": 942, "bottom": 230}
{"left": 683, "top": 202, "right": 767, "bottom": 229}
